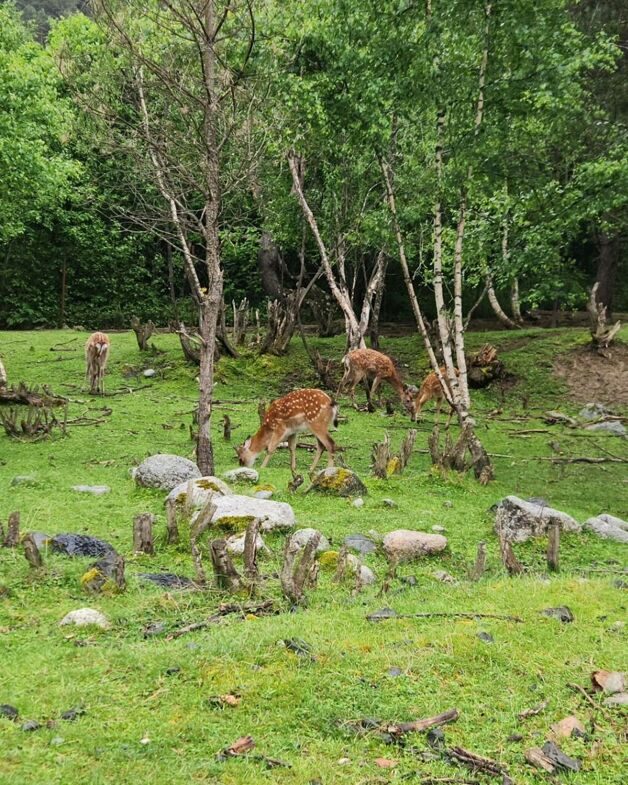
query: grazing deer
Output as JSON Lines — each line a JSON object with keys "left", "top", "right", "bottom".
{"left": 236, "top": 389, "right": 338, "bottom": 475}
{"left": 405, "top": 367, "right": 459, "bottom": 424}
{"left": 338, "top": 348, "right": 409, "bottom": 412}
{"left": 85, "top": 332, "right": 110, "bottom": 395}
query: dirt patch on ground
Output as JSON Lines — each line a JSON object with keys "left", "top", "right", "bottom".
{"left": 554, "top": 342, "right": 628, "bottom": 405}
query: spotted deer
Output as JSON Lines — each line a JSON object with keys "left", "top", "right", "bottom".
{"left": 85, "top": 331, "right": 110, "bottom": 395}
{"left": 405, "top": 366, "right": 459, "bottom": 424}
{"left": 338, "top": 348, "right": 409, "bottom": 412}
{"left": 236, "top": 389, "right": 339, "bottom": 475}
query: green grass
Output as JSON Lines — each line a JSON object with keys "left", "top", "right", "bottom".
{"left": 0, "top": 327, "right": 626, "bottom": 785}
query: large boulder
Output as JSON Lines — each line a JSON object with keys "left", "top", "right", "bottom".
{"left": 199, "top": 494, "right": 295, "bottom": 532}
{"left": 166, "top": 476, "right": 233, "bottom": 509}
{"left": 579, "top": 403, "right": 611, "bottom": 420}
{"left": 584, "top": 421, "right": 626, "bottom": 437}
{"left": 291, "top": 528, "right": 330, "bottom": 553}
{"left": 382, "top": 530, "right": 448, "bottom": 562}
{"left": 585, "top": 514, "right": 628, "bottom": 544}
{"left": 344, "top": 533, "right": 378, "bottom": 555}
{"left": 310, "top": 467, "right": 367, "bottom": 497}
{"left": 134, "top": 454, "right": 201, "bottom": 491}
{"left": 494, "top": 496, "right": 581, "bottom": 543}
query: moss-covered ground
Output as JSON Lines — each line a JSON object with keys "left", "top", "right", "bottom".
{"left": 0, "top": 327, "right": 626, "bottom": 784}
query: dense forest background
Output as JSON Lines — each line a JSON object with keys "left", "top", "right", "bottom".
{"left": 1, "top": 0, "right": 626, "bottom": 329}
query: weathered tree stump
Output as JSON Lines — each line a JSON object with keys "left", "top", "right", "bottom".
{"left": 587, "top": 282, "right": 621, "bottom": 355}
{"left": 231, "top": 298, "right": 249, "bottom": 345}
{"left": 82, "top": 554, "right": 126, "bottom": 593}
{"left": 190, "top": 500, "right": 217, "bottom": 585}
{"left": 165, "top": 498, "right": 179, "bottom": 545}
{"left": 133, "top": 513, "right": 155, "bottom": 555}
{"left": 210, "top": 539, "right": 242, "bottom": 591}
{"left": 469, "top": 541, "right": 487, "bottom": 581}
{"left": 371, "top": 434, "right": 392, "bottom": 479}
{"left": 222, "top": 414, "right": 232, "bottom": 441}
{"left": 23, "top": 533, "right": 43, "bottom": 570}
{"left": 280, "top": 531, "right": 321, "bottom": 606}
{"left": 546, "top": 522, "right": 560, "bottom": 573}
{"left": 130, "top": 316, "right": 155, "bottom": 351}
{"left": 243, "top": 518, "right": 261, "bottom": 581}
{"left": 498, "top": 531, "right": 524, "bottom": 576}
{"left": 2, "top": 512, "right": 20, "bottom": 548}
{"left": 398, "top": 429, "right": 417, "bottom": 471}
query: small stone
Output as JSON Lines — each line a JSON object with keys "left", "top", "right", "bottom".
{"left": 432, "top": 525, "right": 447, "bottom": 533}
{"left": 21, "top": 720, "right": 41, "bottom": 732}
{"left": 603, "top": 692, "right": 628, "bottom": 707}
{"left": 427, "top": 727, "right": 446, "bottom": 748}
{"left": 585, "top": 514, "right": 628, "bottom": 544}
{"left": 282, "top": 638, "right": 314, "bottom": 658}
{"left": 51, "top": 534, "right": 116, "bottom": 559}
{"left": 225, "top": 531, "right": 268, "bottom": 556}
{"left": 254, "top": 490, "right": 273, "bottom": 500}
{"left": 50, "top": 736, "right": 65, "bottom": 746}
{"left": 138, "top": 573, "right": 195, "bottom": 589}
{"left": 550, "top": 716, "right": 586, "bottom": 739}
{"left": 352, "top": 497, "right": 364, "bottom": 509}
{"left": 609, "top": 621, "right": 625, "bottom": 632}
{"left": 61, "top": 707, "right": 85, "bottom": 721}
{"left": 387, "top": 667, "right": 403, "bottom": 677}
{"left": 72, "top": 485, "right": 110, "bottom": 496}
{"left": 310, "top": 467, "right": 367, "bottom": 497}
{"left": 143, "top": 621, "right": 167, "bottom": 638}
{"left": 0, "top": 704, "right": 19, "bottom": 721}
{"left": 477, "top": 631, "right": 494, "bottom": 643}
{"left": 10, "top": 475, "right": 38, "bottom": 487}
{"left": 343, "top": 534, "right": 377, "bottom": 555}
{"left": 579, "top": 403, "right": 610, "bottom": 420}
{"left": 383, "top": 530, "right": 448, "bottom": 562}
{"left": 432, "top": 570, "right": 455, "bottom": 583}
{"left": 59, "top": 608, "right": 110, "bottom": 629}
{"left": 367, "top": 607, "right": 398, "bottom": 622}
{"left": 541, "top": 606, "right": 574, "bottom": 623}
{"left": 290, "top": 528, "right": 330, "bottom": 553}
{"left": 443, "top": 500, "right": 453, "bottom": 508}
{"left": 358, "top": 566, "right": 376, "bottom": 586}
{"left": 382, "top": 498, "right": 396, "bottom": 508}
{"left": 223, "top": 467, "right": 259, "bottom": 484}
{"left": 400, "top": 575, "right": 417, "bottom": 587}
{"left": 143, "top": 369, "right": 156, "bottom": 377}
{"left": 600, "top": 671, "right": 625, "bottom": 695}
{"left": 29, "top": 532, "right": 51, "bottom": 550}
{"left": 507, "top": 733, "right": 524, "bottom": 742}
{"left": 165, "top": 666, "right": 181, "bottom": 676}
{"left": 585, "top": 420, "right": 626, "bottom": 436}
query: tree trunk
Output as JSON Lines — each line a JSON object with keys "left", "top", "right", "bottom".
{"left": 510, "top": 277, "right": 524, "bottom": 324}
{"left": 59, "top": 258, "right": 67, "bottom": 328}
{"left": 487, "top": 275, "right": 519, "bottom": 329}
{"left": 133, "top": 513, "right": 155, "bottom": 555}
{"left": 197, "top": 297, "right": 220, "bottom": 475}
{"left": 595, "top": 231, "right": 619, "bottom": 319}
{"left": 257, "top": 231, "right": 284, "bottom": 299}
{"left": 369, "top": 270, "right": 385, "bottom": 349}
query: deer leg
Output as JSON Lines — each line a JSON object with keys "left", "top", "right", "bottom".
{"left": 287, "top": 433, "right": 298, "bottom": 475}
{"left": 309, "top": 439, "right": 325, "bottom": 475}
{"left": 260, "top": 429, "right": 286, "bottom": 469}
{"left": 371, "top": 376, "right": 382, "bottom": 407}
{"left": 309, "top": 427, "right": 336, "bottom": 473}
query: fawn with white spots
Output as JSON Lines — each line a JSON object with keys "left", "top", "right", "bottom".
{"left": 236, "top": 389, "right": 338, "bottom": 474}
{"left": 404, "top": 366, "right": 459, "bottom": 424}
{"left": 339, "top": 348, "right": 410, "bottom": 412}
{"left": 85, "top": 332, "right": 110, "bottom": 395}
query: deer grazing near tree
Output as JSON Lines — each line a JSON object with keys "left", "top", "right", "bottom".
{"left": 85, "top": 332, "right": 110, "bottom": 395}
{"left": 236, "top": 389, "right": 338, "bottom": 475}
{"left": 404, "top": 367, "right": 459, "bottom": 424}
{"left": 338, "top": 348, "right": 410, "bottom": 412}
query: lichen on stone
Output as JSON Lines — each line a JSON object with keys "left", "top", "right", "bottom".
{"left": 318, "top": 550, "right": 339, "bottom": 569}
{"left": 213, "top": 515, "right": 256, "bottom": 533}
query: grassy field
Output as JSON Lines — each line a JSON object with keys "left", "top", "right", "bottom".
{"left": 0, "top": 326, "right": 626, "bottom": 785}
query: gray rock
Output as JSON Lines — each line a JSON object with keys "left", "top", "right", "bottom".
{"left": 134, "top": 454, "right": 201, "bottom": 491}
{"left": 383, "top": 530, "right": 448, "bottom": 562}
{"left": 29, "top": 532, "right": 51, "bottom": 550}
{"left": 477, "top": 631, "right": 494, "bottom": 643}
{"left": 143, "top": 369, "right": 156, "bottom": 377}
{"left": 601, "top": 672, "right": 625, "bottom": 695}
{"left": 579, "top": 403, "right": 611, "bottom": 420}
{"left": 138, "top": 573, "right": 196, "bottom": 590}
{"left": 310, "top": 467, "right": 367, "bottom": 497}
{"left": 51, "top": 533, "right": 116, "bottom": 559}
{"left": 72, "top": 485, "right": 110, "bottom": 496}
{"left": 367, "top": 607, "right": 398, "bottom": 621}
{"left": 223, "top": 467, "right": 259, "bottom": 484}
{"left": 431, "top": 525, "right": 447, "bottom": 533}
{"left": 603, "top": 692, "right": 628, "bottom": 707}
{"left": 585, "top": 514, "right": 628, "bottom": 543}
{"left": 432, "top": 570, "right": 455, "bottom": 583}
{"left": 352, "top": 497, "right": 364, "bottom": 509}
{"left": 59, "top": 608, "right": 110, "bottom": 629}
{"left": 291, "top": 528, "right": 330, "bottom": 553}
{"left": 344, "top": 533, "right": 377, "bottom": 555}
{"left": 166, "top": 476, "right": 233, "bottom": 509}
{"left": 0, "top": 704, "right": 18, "bottom": 721}
{"left": 225, "top": 531, "right": 268, "bottom": 556}
{"left": 204, "top": 494, "right": 295, "bottom": 532}
{"left": 21, "top": 720, "right": 41, "bottom": 732}
{"left": 387, "top": 667, "right": 403, "bottom": 677}
{"left": 10, "top": 475, "right": 38, "bottom": 487}
{"left": 443, "top": 500, "right": 453, "bottom": 509}
{"left": 254, "top": 490, "right": 273, "bottom": 500}
{"left": 585, "top": 420, "right": 626, "bottom": 436}
{"left": 541, "top": 606, "right": 574, "bottom": 623}
{"left": 382, "top": 498, "right": 396, "bottom": 508}
{"left": 495, "top": 496, "right": 581, "bottom": 543}
{"left": 358, "top": 565, "right": 376, "bottom": 586}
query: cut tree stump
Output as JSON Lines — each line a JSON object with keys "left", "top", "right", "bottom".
{"left": 23, "top": 534, "right": 43, "bottom": 570}
{"left": 133, "top": 513, "right": 155, "bottom": 555}
{"left": 2, "top": 512, "right": 20, "bottom": 548}
{"left": 130, "top": 316, "right": 155, "bottom": 351}
{"left": 546, "top": 522, "right": 560, "bottom": 572}
{"left": 280, "top": 531, "right": 321, "bottom": 606}
{"left": 498, "top": 531, "right": 524, "bottom": 576}
{"left": 165, "top": 498, "right": 179, "bottom": 545}
{"left": 210, "top": 539, "right": 242, "bottom": 591}
{"left": 469, "top": 541, "right": 487, "bottom": 581}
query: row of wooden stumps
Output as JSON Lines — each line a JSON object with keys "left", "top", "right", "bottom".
{"left": 371, "top": 429, "right": 417, "bottom": 479}
{"left": 497, "top": 522, "right": 560, "bottom": 576}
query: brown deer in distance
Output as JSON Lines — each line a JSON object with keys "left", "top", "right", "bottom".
{"left": 338, "top": 348, "right": 410, "bottom": 413}
{"left": 85, "top": 332, "right": 110, "bottom": 394}
{"left": 236, "top": 389, "right": 338, "bottom": 475}
{"left": 405, "top": 367, "right": 459, "bottom": 425}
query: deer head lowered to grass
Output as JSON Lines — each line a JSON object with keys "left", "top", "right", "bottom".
{"left": 338, "top": 348, "right": 412, "bottom": 413}
{"left": 236, "top": 389, "right": 339, "bottom": 476}
{"left": 404, "top": 366, "right": 459, "bottom": 425}
{"left": 85, "top": 331, "right": 110, "bottom": 395}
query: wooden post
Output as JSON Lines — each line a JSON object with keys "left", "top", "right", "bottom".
{"left": 280, "top": 531, "right": 321, "bottom": 606}
{"left": 3, "top": 512, "right": 20, "bottom": 548}
{"left": 371, "top": 433, "right": 391, "bottom": 479}
{"left": 498, "top": 531, "right": 524, "bottom": 576}
{"left": 469, "top": 541, "right": 487, "bottom": 581}
{"left": 398, "top": 429, "right": 417, "bottom": 471}
{"left": 165, "top": 498, "right": 179, "bottom": 545}
{"left": 190, "top": 500, "right": 216, "bottom": 586}
{"left": 546, "top": 523, "right": 560, "bottom": 573}
{"left": 243, "top": 518, "right": 261, "bottom": 581}
{"left": 222, "top": 414, "right": 232, "bottom": 441}
{"left": 133, "top": 513, "right": 155, "bottom": 555}
{"left": 23, "top": 534, "right": 43, "bottom": 570}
